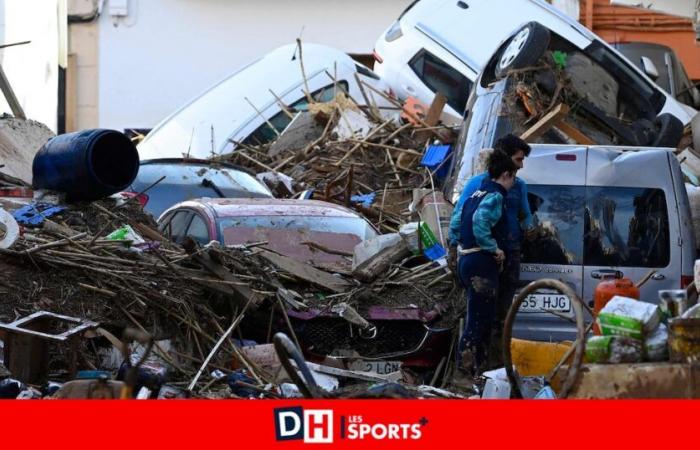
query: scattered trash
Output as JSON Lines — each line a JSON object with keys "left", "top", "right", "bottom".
{"left": 0, "top": 378, "right": 25, "bottom": 399}
{"left": 157, "top": 385, "right": 188, "bottom": 399}
{"left": 43, "top": 381, "right": 63, "bottom": 397}
{"left": 682, "top": 303, "right": 700, "bottom": 319}
{"left": 481, "top": 378, "right": 511, "bottom": 399}
{"left": 11, "top": 202, "right": 65, "bottom": 226}
{"left": 668, "top": 317, "right": 700, "bottom": 362}
{"left": 659, "top": 290, "right": 689, "bottom": 319}
{"left": 585, "top": 335, "right": 643, "bottom": 364}
{"left": 106, "top": 224, "right": 147, "bottom": 250}
{"left": 597, "top": 296, "right": 661, "bottom": 340}
{"left": 644, "top": 324, "right": 669, "bottom": 362}
{"left": 534, "top": 385, "right": 557, "bottom": 399}
{"left": 0, "top": 207, "right": 19, "bottom": 249}
{"left": 350, "top": 192, "right": 376, "bottom": 208}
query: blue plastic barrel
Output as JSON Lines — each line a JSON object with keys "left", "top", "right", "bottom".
{"left": 32, "top": 129, "right": 139, "bottom": 201}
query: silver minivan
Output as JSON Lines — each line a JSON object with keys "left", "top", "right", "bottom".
{"left": 446, "top": 77, "right": 696, "bottom": 342}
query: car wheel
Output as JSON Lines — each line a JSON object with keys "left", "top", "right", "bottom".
{"left": 495, "top": 22, "right": 550, "bottom": 79}
{"left": 650, "top": 113, "right": 684, "bottom": 148}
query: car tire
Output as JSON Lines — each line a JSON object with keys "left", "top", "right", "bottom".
{"left": 651, "top": 113, "right": 684, "bottom": 148}
{"left": 495, "top": 22, "right": 550, "bottom": 79}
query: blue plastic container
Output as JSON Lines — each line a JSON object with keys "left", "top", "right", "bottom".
{"left": 420, "top": 144, "right": 452, "bottom": 179}
{"left": 32, "top": 129, "right": 139, "bottom": 201}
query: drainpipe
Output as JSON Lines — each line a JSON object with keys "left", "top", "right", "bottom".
{"left": 585, "top": 0, "right": 594, "bottom": 30}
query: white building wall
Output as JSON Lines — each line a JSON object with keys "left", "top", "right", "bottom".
{"left": 97, "top": 0, "right": 411, "bottom": 131}
{"left": 0, "top": 0, "right": 63, "bottom": 132}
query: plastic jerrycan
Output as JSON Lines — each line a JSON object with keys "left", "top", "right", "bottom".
{"left": 593, "top": 274, "right": 640, "bottom": 335}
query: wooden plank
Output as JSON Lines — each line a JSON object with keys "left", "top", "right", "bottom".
{"left": 424, "top": 92, "right": 448, "bottom": 127}
{"left": 0, "top": 64, "right": 25, "bottom": 119}
{"left": 413, "top": 92, "right": 448, "bottom": 145}
{"left": 258, "top": 249, "right": 351, "bottom": 293}
{"left": 66, "top": 54, "right": 78, "bottom": 132}
{"left": 555, "top": 120, "right": 596, "bottom": 145}
{"left": 520, "top": 103, "right": 570, "bottom": 142}
{"left": 553, "top": 363, "right": 700, "bottom": 399}
{"left": 352, "top": 239, "right": 410, "bottom": 283}
{"left": 193, "top": 252, "right": 261, "bottom": 308}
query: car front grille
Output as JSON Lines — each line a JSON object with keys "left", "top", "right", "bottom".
{"left": 295, "top": 318, "right": 428, "bottom": 358}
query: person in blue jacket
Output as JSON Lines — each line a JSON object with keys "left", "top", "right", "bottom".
{"left": 449, "top": 134, "right": 534, "bottom": 366}
{"left": 455, "top": 150, "right": 518, "bottom": 375}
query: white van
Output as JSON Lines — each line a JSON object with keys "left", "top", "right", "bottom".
{"left": 138, "top": 43, "right": 394, "bottom": 161}
{"left": 373, "top": 0, "right": 696, "bottom": 125}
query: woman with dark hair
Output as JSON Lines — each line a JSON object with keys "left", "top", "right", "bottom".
{"left": 455, "top": 150, "right": 518, "bottom": 375}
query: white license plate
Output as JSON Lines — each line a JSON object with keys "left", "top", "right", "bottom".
{"left": 518, "top": 293, "right": 571, "bottom": 313}
{"left": 348, "top": 360, "right": 402, "bottom": 375}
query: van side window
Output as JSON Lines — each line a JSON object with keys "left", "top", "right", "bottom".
{"left": 584, "top": 187, "right": 669, "bottom": 268}
{"left": 408, "top": 49, "right": 472, "bottom": 113}
{"left": 522, "top": 185, "right": 585, "bottom": 265}
{"left": 522, "top": 185, "right": 671, "bottom": 269}
{"left": 241, "top": 81, "right": 350, "bottom": 146}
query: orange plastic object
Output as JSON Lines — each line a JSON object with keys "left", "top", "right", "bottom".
{"left": 400, "top": 96, "right": 428, "bottom": 126}
{"left": 593, "top": 276, "right": 640, "bottom": 335}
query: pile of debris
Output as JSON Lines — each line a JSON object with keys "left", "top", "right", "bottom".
{"left": 219, "top": 90, "right": 455, "bottom": 233}
{"left": 0, "top": 188, "right": 464, "bottom": 399}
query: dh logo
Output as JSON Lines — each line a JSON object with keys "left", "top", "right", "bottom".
{"left": 274, "top": 407, "right": 334, "bottom": 443}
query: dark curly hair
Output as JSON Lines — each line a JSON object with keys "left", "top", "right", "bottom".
{"left": 487, "top": 150, "right": 518, "bottom": 179}
{"left": 495, "top": 133, "right": 531, "bottom": 157}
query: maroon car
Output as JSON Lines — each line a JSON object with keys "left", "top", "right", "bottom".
{"left": 158, "top": 198, "right": 378, "bottom": 272}
{"left": 158, "top": 198, "right": 451, "bottom": 369}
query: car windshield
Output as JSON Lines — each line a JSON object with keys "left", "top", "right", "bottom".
{"left": 584, "top": 41, "right": 665, "bottom": 117}
{"left": 218, "top": 215, "right": 376, "bottom": 246}
{"left": 241, "top": 81, "right": 349, "bottom": 146}
{"left": 218, "top": 215, "right": 377, "bottom": 271}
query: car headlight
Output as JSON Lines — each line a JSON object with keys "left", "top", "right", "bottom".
{"left": 385, "top": 21, "right": 403, "bottom": 42}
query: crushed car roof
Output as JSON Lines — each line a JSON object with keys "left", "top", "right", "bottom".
{"left": 188, "top": 198, "right": 365, "bottom": 219}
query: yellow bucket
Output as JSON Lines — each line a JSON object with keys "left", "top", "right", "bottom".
{"left": 510, "top": 338, "right": 573, "bottom": 376}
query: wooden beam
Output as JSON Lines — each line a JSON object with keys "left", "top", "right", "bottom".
{"left": 0, "top": 64, "right": 25, "bottom": 119}
{"left": 258, "top": 249, "right": 352, "bottom": 293}
{"left": 556, "top": 120, "right": 595, "bottom": 145}
{"left": 520, "top": 103, "right": 570, "bottom": 142}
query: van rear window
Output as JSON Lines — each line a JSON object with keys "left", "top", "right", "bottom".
{"left": 522, "top": 185, "right": 585, "bottom": 265}
{"left": 522, "top": 185, "right": 670, "bottom": 268}
{"left": 584, "top": 186, "right": 670, "bottom": 268}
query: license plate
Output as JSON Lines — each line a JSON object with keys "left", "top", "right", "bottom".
{"left": 348, "top": 360, "right": 402, "bottom": 375}
{"left": 518, "top": 293, "right": 571, "bottom": 313}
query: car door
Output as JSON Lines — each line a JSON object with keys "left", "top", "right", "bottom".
{"left": 582, "top": 148, "right": 681, "bottom": 306}
{"left": 515, "top": 145, "right": 587, "bottom": 341}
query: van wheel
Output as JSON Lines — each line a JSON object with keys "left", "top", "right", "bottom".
{"left": 651, "top": 113, "right": 683, "bottom": 148}
{"left": 495, "top": 22, "right": 550, "bottom": 79}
